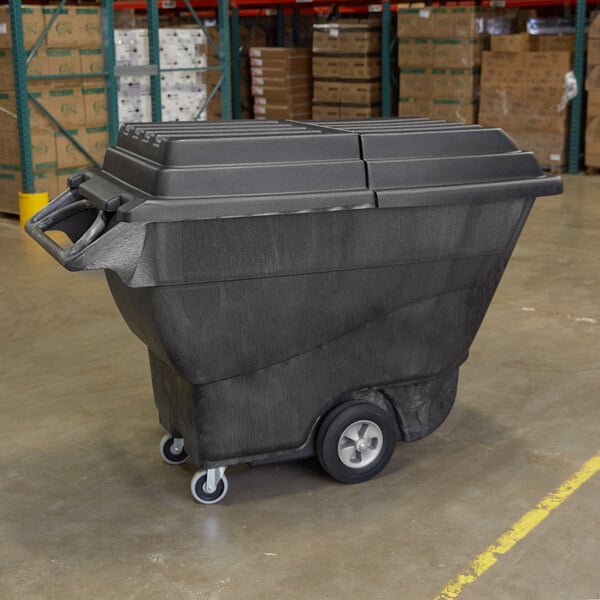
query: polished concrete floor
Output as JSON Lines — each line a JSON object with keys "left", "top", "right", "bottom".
{"left": 1, "top": 175, "right": 599, "bottom": 600}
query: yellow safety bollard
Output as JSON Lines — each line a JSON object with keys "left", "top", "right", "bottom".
{"left": 18, "top": 191, "right": 49, "bottom": 229}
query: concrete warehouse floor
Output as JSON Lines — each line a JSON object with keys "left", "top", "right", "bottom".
{"left": 1, "top": 174, "right": 599, "bottom": 600}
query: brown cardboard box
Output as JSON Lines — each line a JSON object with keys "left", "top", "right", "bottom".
{"left": 85, "top": 125, "right": 109, "bottom": 164}
{"left": 251, "top": 72, "right": 309, "bottom": 87}
{"left": 509, "top": 131, "right": 567, "bottom": 169}
{"left": 249, "top": 48, "right": 311, "bottom": 74}
{"left": 587, "top": 65, "right": 600, "bottom": 90}
{"left": 398, "top": 96, "right": 433, "bottom": 117}
{"left": 490, "top": 33, "right": 531, "bottom": 53}
{"left": 54, "top": 129, "right": 89, "bottom": 168}
{"left": 0, "top": 128, "right": 57, "bottom": 170}
{"left": 46, "top": 48, "right": 81, "bottom": 79}
{"left": 0, "top": 48, "right": 49, "bottom": 90}
{"left": 451, "top": 7, "right": 488, "bottom": 38}
{"left": 525, "top": 51, "right": 571, "bottom": 73}
{"left": 338, "top": 25, "right": 381, "bottom": 53}
{"left": 531, "top": 35, "right": 575, "bottom": 52}
{"left": 430, "top": 98, "right": 478, "bottom": 123}
{"left": 0, "top": 89, "right": 53, "bottom": 131}
{"left": 252, "top": 86, "right": 312, "bottom": 104}
{"left": 43, "top": 6, "right": 78, "bottom": 47}
{"left": 340, "top": 104, "right": 381, "bottom": 118}
{"left": 75, "top": 7, "right": 103, "bottom": 48}
{"left": 432, "top": 68, "right": 480, "bottom": 98}
{"left": 0, "top": 5, "right": 44, "bottom": 50}
{"left": 589, "top": 39, "right": 600, "bottom": 66}
{"left": 433, "top": 8, "right": 453, "bottom": 38}
{"left": 253, "top": 102, "right": 311, "bottom": 119}
{"left": 313, "top": 26, "right": 340, "bottom": 53}
{"left": 338, "top": 81, "right": 381, "bottom": 104}
{"left": 433, "top": 38, "right": 485, "bottom": 68}
{"left": 313, "top": 80, "right": 341, "bottom": 103}
{"left": 312, "top": 103, "right": 339, "bottom": 119}
{"left": 397, "top": 8, "right": 435, "bottom": 38}
{"left": 588, "top": 90, "right": 600, "bottom": 116}
{"left": 82, "top": 86, "right": 107, "bottom": 127}
{"left": 79, "top": 48, "right": 104, "bottom": 79}
{"left": 397, "top": 38, "right": 433, "bottom": 68}
{"left": 44, "top": 87, "right": 86, "bottom": 128}
{"left": 312, "top": 55, "right": 340, "bottom": 78}
{"left": 338, "top": 56, "right": 381, "bottom": 79}
{"left": 399, "top": 68, "right": 433, "bottom": 98}
{"left": 585, "top": 119, "right": 600, "bottom": 165}
{"left": 589, "top": 12, "right": 600, "bottom": 39}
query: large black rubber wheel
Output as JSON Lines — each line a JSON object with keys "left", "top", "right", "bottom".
{"left": 316, "top": 402, "right": 396, "bottom": 484}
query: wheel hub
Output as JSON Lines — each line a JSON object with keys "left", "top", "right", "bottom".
{"left": 337, "top": 419, "right": 383, "bottom": 469}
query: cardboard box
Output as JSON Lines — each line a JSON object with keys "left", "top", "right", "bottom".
{"left": 433, "top": 8, "right": 454, "bottom": 38}
{"left": 338, "top": 56, "right": 381, "bottom": 79}
{"left": 82, "top": 86, "right": 107, "bottom": 127}
{"left": 509, "top": 131, "right": 567, "bottom": 170}
{"left": 585, "top": 148, "right": 600, "bottom": 168}
{"left": 313, "top": 80, "right": 341, "bottom": 103}
{"left": 79, "top": 48, "right": 104, "bottom": 80}
{"left": 312, "top": 55, "right": 340, "bottom": 78}
{"left": 312, "top": 103, "right": 340, "bottom": 119}
{"left": 531, "top": 35, "right": 575, "bottom": 52}
{"left": 451, "top": 7, "right": 488, "bottom": 38}
{"left": 433, "top": 38, "right": 485, "bottom": 68}
{"left": 253, "top": 102, "right": 311, "bottom": 119}
{"left": 43, "top": 6, "right": 78, "bottom": 47}
{"left": 85, "top": 125, "right": 109, "bottom": 164}
{"left": 0, "top": 48, "right": 49, "bottom": 89}
{"left": 432, "top": 68, "right": 480, "bottom": 98}
{"left": 397, "top": 38, "right": 433, "bottom": 68}
{"left": 588, "top": 90, "right": 600, "bottom": 116}
{"left": 525, "top": 51, "right": 572, "bottom": 72}
{"left": 338, "top": 26, "right": 381, "bottom": 53}
{"left": 589, "top": 12, "right": 600, "bottom": 39}
{"left": 399, "top": 68, "right": 433, "bottom": 98}
{"left": 589, "top": 39, "right": 600, "bottom": 66}
{"left": 397, "top": 96, "right": 433, "bottom": 117}
{"left": 340, "top": 104, "right": 381, "bottom": 118}
{"left": 397, "top": 8, "right": 435, "bottom": 39}
{"left": 54, "top": 129, "right": 89, "bottom": 168}
{"left": 0, "top": 128, "right": 57, "bottom": 171}
{"left": 0, "top": 5, "right": 45, "bottom": 50}
{"left": 312, "top": 26, "right": 340, "bottom": 53}
{"left": 252, "top": 86, "right": 312, "bottom": 104}
{"left": 75, "top": 7, "right": 103, "bottom": 48}
{"left": 338, "top": 81, "right": 381, "bottom": 104}
{"left": 587, "top": 65, "right": 600, "bottom": 90}
{"left": 430, "top": 98, "right": 478, "bottom": 124}
{"left": 490, "top": 33, "right": 531, "bottom": 53}
{"left": 46, "top": 48, "right": 81, "bottom": 79}
{"left": 44, "top": 87, "right": 86, "bottom": 128}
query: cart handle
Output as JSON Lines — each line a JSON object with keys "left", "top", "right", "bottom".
{"left": 25, "top": 192, "right": 109, "bottom": 266}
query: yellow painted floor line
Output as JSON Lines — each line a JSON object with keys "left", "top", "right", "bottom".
{"left": 434, "top": 450, "right": 600, "bottom": 600}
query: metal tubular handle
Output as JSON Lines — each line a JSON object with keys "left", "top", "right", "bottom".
{"left": 25, "top": 191, "right": 109, "bottom": 266}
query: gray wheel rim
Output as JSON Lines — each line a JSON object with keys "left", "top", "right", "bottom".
{"left": 337, "top": 419, "right": 383, "bottom": 469}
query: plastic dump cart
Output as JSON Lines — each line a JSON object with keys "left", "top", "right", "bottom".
{"left": 26, "top": 118, "right": 562, "bottom": 504}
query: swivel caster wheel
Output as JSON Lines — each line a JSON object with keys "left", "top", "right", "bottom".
{"left": 191, "top": 468, "right": 228, "bottom": 504}
{"left": 159, "top": 434, "right": 189, "bottom": 465}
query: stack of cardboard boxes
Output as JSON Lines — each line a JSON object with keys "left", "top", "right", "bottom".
{"left": 249, "top": 47, "right": 312, "bottom": 120}
{"left": 397, "top": 6, "right": 486, "bottom": 123}
{"left": 205, "top": 25, "right": 266, "bottom": 121}
{"left": 116, "top": 28, "right": 208, "bottom": 123}
{"left": 478, "top": 33, "right": 573, "bottom": 171}
{"left": 586, "top": 13, "right": 600, "bottom": 169}
{"left": 0, "top": 4, "right": 106, "bottom": 213}
{"left": 311, "top": 19, "right": 382, "bottom": 119}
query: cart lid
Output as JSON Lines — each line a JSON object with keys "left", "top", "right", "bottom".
{"left": 91, "top": 118, "right": 562, "bottom": 223}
